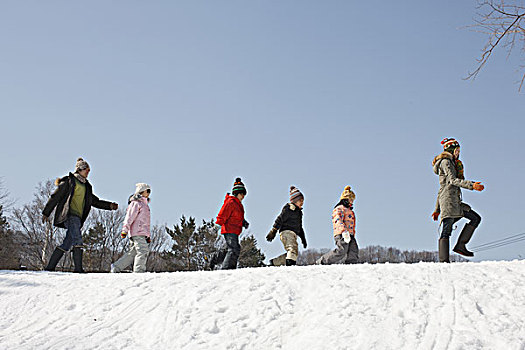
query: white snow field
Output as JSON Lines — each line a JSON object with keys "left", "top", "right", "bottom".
{"left": 1, "top": 261, "right": 524, "bottom": 350}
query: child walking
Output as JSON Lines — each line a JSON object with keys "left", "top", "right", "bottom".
{"left": 266, "top": 186, "right": 307, "bottom": 266}
{"left": 215, "top": 178, "right": 249, "bottom": 270}
{"left": 111, "top": 183, "right": 152, "bottom": 273}
{"left": 318, "top": 186, "right": 358, "bottom": 265}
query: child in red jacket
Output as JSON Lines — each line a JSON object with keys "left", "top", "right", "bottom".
{"left": 216, "top": 177, "right": 249, "bottom": 270}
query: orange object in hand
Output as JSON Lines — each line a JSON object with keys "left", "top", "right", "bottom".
{"left": 431, "top": 212, "right": 440, "bottom": 221}
{"left": 473, "top": 182, "right": 485, "bottom": 192}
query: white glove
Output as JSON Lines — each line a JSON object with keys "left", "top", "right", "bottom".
{"left": 342, "top": 231, "right": 351, "bottom": 243}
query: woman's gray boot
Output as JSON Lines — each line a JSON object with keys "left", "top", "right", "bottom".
{"left": 439, "top": 238, "right": 450, "bottom": 263}
{"left": 453, "top": 224, "right": 475, "bottom": 257}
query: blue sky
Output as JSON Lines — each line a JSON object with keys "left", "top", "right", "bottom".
{"left": 1, "top": 1, "right": 524, "bottom": 262}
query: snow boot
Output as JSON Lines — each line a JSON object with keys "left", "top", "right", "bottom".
{"left": 453, "top": 224, "right": 475, "bottom": 257}
{"left": 438, "top": 238, "right": 450, "bottom": 263}
{"left": 285, "top": 259, "right": 296, "bottom": 266}
{"left": 45, "top": 247, "right": 65, "bottom": 271}
{"left": 270, "top": 253, "right": 287, "bottom": 266}
{"left": 72, "top": 247, "right": 86, "bottom": 273}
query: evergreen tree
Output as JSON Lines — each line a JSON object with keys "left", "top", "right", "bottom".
{"left": 165, "top": 216, "right": 200, "bottom": 271}
{"left": 195, "top": 219, "right": 220, "bottom": 270}
{"left": 83, "top": 221, "right": 106, "bottom": 272}
{"left": 239, "top": 234, "right": 266, "bottom": 268}
{"left": 164, "top": 216, "right": 224, "bottom": 271}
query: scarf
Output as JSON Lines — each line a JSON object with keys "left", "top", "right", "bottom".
{"left": 455, "top": 159, "right": 464, "bottom": 180}
{"left": 74, "top": 172, "right": 87, "bottom": 184}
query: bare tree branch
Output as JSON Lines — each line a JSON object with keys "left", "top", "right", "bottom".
{"left": 467, "top": 1, "right": 525, "bottom": 91}
{"left": 0, "top": 178, "right": 15, "bottom": 210}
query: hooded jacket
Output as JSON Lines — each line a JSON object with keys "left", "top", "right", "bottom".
{"left": 432, "top": 152, "right": 474, "bottom": 219}
{"left": 273, "top": 203, "right": 306, "bottom": 246}
{"left": 42, "top": 173, "right": 113, "bottom": 228}
{"left": 333, "top": 204, "right": 356, "bottom": 237}
{"left": 122, "top": 195, "right": 151, "bottom": 237}
{"left": 216, "top": 194, "right": 245, "bottom": 235}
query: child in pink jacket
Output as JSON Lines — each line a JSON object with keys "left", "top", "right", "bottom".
{"left": 317, "top": 186, "right": 359, "bottom": 264}
{"left": 111, "top": 183, "right": 151, "bottom": 273}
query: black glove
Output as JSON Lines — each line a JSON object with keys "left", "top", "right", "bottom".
{"left": 242, "top": 220, "right": 249, "bottom": 229}
{"left": 146, "top": 237, "right": 151, "bottom": 244}
{"left": 266, "top": 228, "right": 277, "bottom": 242}
{"left": 302, "top": 239, "right": 307, "bottom": 249}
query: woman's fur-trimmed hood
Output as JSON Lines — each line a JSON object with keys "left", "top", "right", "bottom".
{"left": 55, "top": 172, "right": 83, "bottom": 186}
{"left": 432, "top": 152, "right": 453, "bottom": 174}
{"left": 55, "top": 175, "right": 69, "bottom": 186}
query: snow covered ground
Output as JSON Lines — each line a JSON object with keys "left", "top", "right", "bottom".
{"left": 1, "top": 261, "right": 524, "bottom": 350}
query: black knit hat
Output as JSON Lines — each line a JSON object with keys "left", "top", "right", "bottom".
{"left": 232, "top": 177, "right": 247, "bottom": 196}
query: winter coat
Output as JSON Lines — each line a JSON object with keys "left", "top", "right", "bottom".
{"left": 432, "top": 152, "right": 474, "bottom": 219}
{"left": 216, "top": 194, "right": 245, "bottom": 235}
{"left": 272, "top": 203, "right": 306, "bottom": 246}
{"left": 42, "top": 173, "right": 113, "bottom": 228}
{"left": 332, "top": 204, "right": 356, "bottom": 237}
{"left": 122, "top": 196, "right": 151, "bottom": 238}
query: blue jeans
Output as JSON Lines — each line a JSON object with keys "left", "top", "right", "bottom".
{"left": 222, "top": 233, "right": 240, "bottom": 270}
{"left": 441, "top": 208, "right": 481, "bottom": 239}
{"left": 59, "top": 215, "right": 83, "bottom": 251}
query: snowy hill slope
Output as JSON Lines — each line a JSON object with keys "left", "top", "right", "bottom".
{"left": 1, "top": 261, "right": 524, "bottom": 350}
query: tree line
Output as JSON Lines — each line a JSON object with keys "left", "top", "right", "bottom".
{"left": 0, "top": 179, "right": 463, "bottom": 272}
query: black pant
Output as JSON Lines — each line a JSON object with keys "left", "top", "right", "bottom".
{"left": 209, "top": 248, "right": 228, "bottom": 268}
{"left": 222, "top": 233, "right": 240, "bottom": 270}
{"left": 441, "top": 208, "right": 481, "bottom": 239}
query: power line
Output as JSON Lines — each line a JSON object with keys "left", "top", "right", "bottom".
{"left": 473, "top": 237, "right": 525, "bottom": 252}
{"left": 471, "top": 232, "right": 525, "bottom": 249}
{"left": 471, "top": 232, "right": 525, "bottom": 252}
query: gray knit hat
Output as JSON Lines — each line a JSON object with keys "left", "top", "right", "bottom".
{"left": 289, "top": 186, "right": 304, "bottom": 203}
{"left": 75, "top": 158, "right": 90, "bottom": 172}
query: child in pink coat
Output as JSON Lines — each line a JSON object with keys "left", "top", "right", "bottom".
{"left": 111, "top": 183, "right": 151, "bottom": 273}
{"left": 318, "top": 186, "right": 359, "bottom": 264}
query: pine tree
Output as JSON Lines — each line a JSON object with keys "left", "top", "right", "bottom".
{"left": 239, "top": 234, "right": 266, "bottom": 268}
{"left": 195, "top": 219, "right": 220, "bottom": 270}
{"left": 164, "top": 216, "right": 221, "bottom": 271}
{"left": 165, "top": 216, "right": 198, "bottom": 271}
{"left": 83, "top": 221, "right": 106, "bottom": 272}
